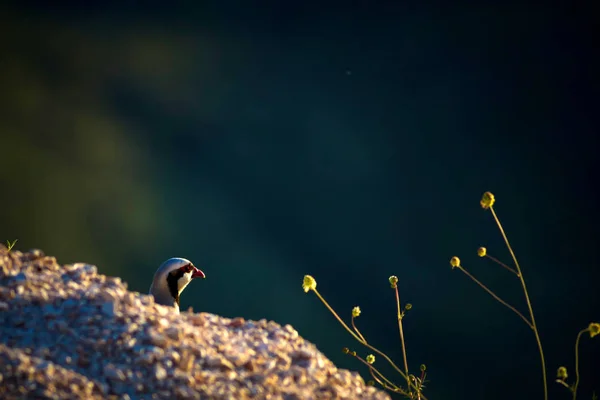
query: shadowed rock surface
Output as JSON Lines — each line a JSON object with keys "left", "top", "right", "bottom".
{"left": 0, "top": 245, "right": 391, "bottom": 400}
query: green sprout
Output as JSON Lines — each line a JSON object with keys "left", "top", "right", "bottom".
{"left": 302, "top": 274, "right": 427, "bottom": 399}
{"left": 5, "top": 239, "right": 18, "bottom": 252}
{"left": 556, "top": 322, "right": 600, "bottom": 400}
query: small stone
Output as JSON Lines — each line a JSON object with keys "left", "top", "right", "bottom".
{"left": 168, "top": 350, "right": 180, "bottom": 363}
{"left": 178, "top": 353, "right": 195, "bottom": 372}
{"left": 62, "top": 298, "right": 78, "bottom": 309}
{"left": 154, "top": 364, "right": 167, "bottom": 380}
{"left": 157, "top": 318, "right": 169, "bottom": 328}
{"left": 43, "top": 256, "right": 57, "bottom": 265}
{"left": 105, "top": 276, "right": 122, "bottom": 287}
{"left": 101, "top": 302, "right": 116, "bottom": 318}
{"left": 229, "top": 317, "right": 245, "bottom": 328}
{"left": 284, "top": 324, "right": 299, "bottom": 340}
{"left": 165, "top": 326, "right": 180, "bottom": 340}
{"left": 148, "top": 331, "right": 167, "bottom": 347}
{"left": 55, "top": 320, "right": 69, "bottom": 333}
{"left": 205, "top": 356, "right": 235, "bottom": 371}
{"left": 137, "top": 352, "right": 155, "bottom": 365}
{"left": 188, "top": 313, "right": 207, "bottom": 327}
{"left": 175, "top": 386, "right": 197, "bottom": 398}
{"left": 103, "top": 364, "right": 126, "bottom": 381}
{"left": 155, "top": 306, "right": 168, "bottom": 316}
{"left": 43, "top": 304, "right": 59, "bottom": 317}
{"left": 13, "top": 272, "right": 27, "bottom": 283}
{"left": 29, "top": 249, "right": 45, "bottom": 259}
{"left": 229, "top": 352, "right": 251, "bottom": 368}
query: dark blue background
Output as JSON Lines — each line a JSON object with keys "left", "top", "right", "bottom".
{"left": 1, "top": 3, "right": 598, "bottom": 399}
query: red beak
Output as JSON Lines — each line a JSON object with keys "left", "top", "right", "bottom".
{"left": 192, "top": 267, "right": 206, "bottom": 279}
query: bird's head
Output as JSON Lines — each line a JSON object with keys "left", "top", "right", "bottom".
{"left": 149, "top": 257, "right": 206, "bottom": 313}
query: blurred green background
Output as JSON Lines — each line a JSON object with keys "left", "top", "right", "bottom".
{"left": 1, "top": 3, "right": 598, "bottom": 399}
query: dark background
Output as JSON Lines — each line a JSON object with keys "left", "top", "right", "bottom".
{"left": 1, "top": 3, "right": 598, "bottom": 399}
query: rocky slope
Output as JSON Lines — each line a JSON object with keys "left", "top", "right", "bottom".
{"left": 0, "top": 245, "right": 390, "bottom": 400}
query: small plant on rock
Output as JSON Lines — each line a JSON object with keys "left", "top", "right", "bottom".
{"left": 5, "top": 239, "right": 18, "bottom": 252}
{"left": 302, "top": 275, "right": 428, "bottom": 399}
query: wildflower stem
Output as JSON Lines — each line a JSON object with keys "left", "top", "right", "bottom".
{"left": 368, "top": 367, "right": 410, "bottom": 397}
{"left": 351, "top": 317, "right": 367, "bottom": 343}
{"left": 419, "top": 369, "right": 427, "bottom": 398}
{"left": 312, "top": 289, "right": 364, "bottom": 343}
{"left": 368, "top": 368, "right": 396, "bottom": 393}
{"left": 352, "top": 355, "right": 401, "bottom": 392}
{"left": 457, "top": 265, "right": 533, "bottom": 329}
{"left": 572, "top": 327, "right": 589, "bottom": 400}
{"left": 359, "top": 333, "right": 426, "bottom": 397}
{"left": 489, "top": 205, "right": 548, "bottom": 400}
{"left": 485, "top": 254, "right": 519, "bottom": 276}
{"left": 394, "top": 285, "right": 412, "bottom": 396}
{"left": 555, "top": 379, "right": 570, "bottom": 390}
{"left": 312, "top": 288, "right": 427, "bottom": 399}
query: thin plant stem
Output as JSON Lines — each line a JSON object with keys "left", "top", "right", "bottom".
{"left": 351, "top": 316, "right": 367, "bottom": 343}
{"left": 312, "top": 289, "right": 427, "bottom": 399}
{"left": 367, "top": 367, "right": 411, "bottom": 398}
{"left": 485, "top": 254, "right": 519, "bottom": 276}
{"left": 359, "top": 333, "right": 427, "bottom": 399}
{"left": 368, "top": 368, "right": 397, "bottom": 393}
{"left": 352, "top": 354, "right": 401, "bottom": 392}
{"left": 355, "top": 356, "right": 413, "bottom": 399}
{"left": 418, "top": 369, "right": 427, "bottom": 398}
{"left": 572, "top": 327, "right": 588, "bottom": 400}
{"left": 489, "top": 205, "right": 548, "bottom": 400}
{"left": 311, "top": 289, "right": 364, "bottom": 344}
{"left": 457, "top": 265, "right": 533, "bottom": 329}
{"left": 394, "top": 285, "right": 412, "bottom": 395}
{"left": 556, "top": 379, "right": 570, "bottom": 390}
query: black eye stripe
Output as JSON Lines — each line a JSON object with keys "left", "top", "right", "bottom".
{"left": 165, "top": 263, "right": 195, "bottom": 306}
{"left": 166, "top": 271, "right": 182, "bottom": 305}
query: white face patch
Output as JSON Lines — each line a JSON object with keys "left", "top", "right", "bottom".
{"left": 177, "top": 271, "right": 193, "bottom": 294}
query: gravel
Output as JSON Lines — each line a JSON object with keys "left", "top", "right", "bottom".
{"left": 0, "top": 245, "right": 391, "bottom": 400}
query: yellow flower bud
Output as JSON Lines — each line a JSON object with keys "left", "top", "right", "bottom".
{"left": 302, "top": 275, "right": 317, "bottom": 293}
{"left": 589, "top": 322, "right": 600, "bottom": 338}
{"left": 477, "top": 247, "right": 487, "bottom": 257}
{"left": 366, "top": 354, "right": 376, "bottom": 364}
{"left": 557, "top": 366, "right": 568, "bottom": 380}
{"left": 450, "top": 256, "right": 461, "bottom": 269}
{"left": 389, "top": 275, "right": 398, "bottom": 288}
{"left": 480, "top": 192, "right": 495, "bottom": 209}
{"left": 352, "top": 306, "right": 361, "bottom": 318}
